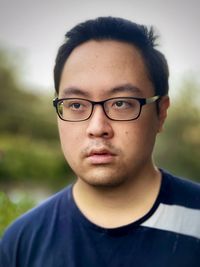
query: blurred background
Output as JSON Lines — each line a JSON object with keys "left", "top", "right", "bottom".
{"left": 0, "top": 0, "right": 200, "bottom": 236}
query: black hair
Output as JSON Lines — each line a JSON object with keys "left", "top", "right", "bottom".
{"left": 54, "top": 16, "right": 169, "bottom": 96}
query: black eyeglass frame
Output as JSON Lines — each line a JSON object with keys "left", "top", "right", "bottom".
{"left": 53, "top": 95, "right": 160, "bottom": 122}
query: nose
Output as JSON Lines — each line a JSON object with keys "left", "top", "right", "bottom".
{"left": 86, "top": 105, "right": 114, "bottom": 139}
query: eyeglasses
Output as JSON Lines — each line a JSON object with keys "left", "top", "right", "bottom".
{"left": 53, "top": 95, "right": 160, "bottom": 122}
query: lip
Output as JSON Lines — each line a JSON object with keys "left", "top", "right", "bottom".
{"left": 86, "top": 149, "right": 116, "bottom": 164}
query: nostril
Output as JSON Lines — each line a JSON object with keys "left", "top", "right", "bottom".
{"left": 89, "top": 131, "right": 109, "bottom": 138}
{"left": 87, "top": 122, "right": 113, "bottom": 138}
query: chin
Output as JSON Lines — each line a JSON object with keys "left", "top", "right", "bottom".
{"left": 78, "top": 169, "right": 128, "bottom": 189}
{"left": 82, "top": 179, "right": 126, "bottom": 189}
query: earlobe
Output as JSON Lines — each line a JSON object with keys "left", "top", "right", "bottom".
{"left": 157, "top": 96, "right": 170, "bottom": 133}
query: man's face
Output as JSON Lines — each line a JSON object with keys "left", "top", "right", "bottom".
{"left": 58, "top": 40, "right": 168, "bottom": 188}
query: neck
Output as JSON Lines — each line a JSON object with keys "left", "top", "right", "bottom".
{"left": 73, "top": 164, "right": 162, "bottom": 228}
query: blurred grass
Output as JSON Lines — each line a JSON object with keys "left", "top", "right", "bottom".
{"left": 0, "top": 192, "right": 35, "bottom": 237}
{"left": 0, "top": 134, "right": 74, "bottom": 237}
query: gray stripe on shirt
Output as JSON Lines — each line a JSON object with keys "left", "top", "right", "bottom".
{"left": 141, "top": 203, "right": 200, "bottom": 239}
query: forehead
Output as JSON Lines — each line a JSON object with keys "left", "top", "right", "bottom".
{"left": 59, "top": 40, "right": 154, "bottom": 98}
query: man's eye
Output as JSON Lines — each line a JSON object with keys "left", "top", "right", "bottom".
{"left": 65, "top": 101, "right": 85, "bottom": 109}
{"left": 115, "top": 101, "right": 125, "bottom": 107}
{"left": 113, "top": 100, "right": 132, "bottom": 109}
{"left": 70, "top": 103, "right": 82, "bottom": 109}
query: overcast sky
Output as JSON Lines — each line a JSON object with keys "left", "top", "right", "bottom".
{"left": 0, "top": 0, "right": 199, "bottom": 96}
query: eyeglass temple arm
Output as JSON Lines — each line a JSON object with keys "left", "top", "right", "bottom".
{"left": 145, "top": 95, "right": 160, "bottom": 104}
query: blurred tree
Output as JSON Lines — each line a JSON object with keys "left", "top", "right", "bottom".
{"left": 0, "top": 48, "right": 58, "bottom": 140}
{"left": 154, "top": 78, "right": 200, "bottom": 182}
{"left": 0, "top": 47, "right": 73, "bottom": 190}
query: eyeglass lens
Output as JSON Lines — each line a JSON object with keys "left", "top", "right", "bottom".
{"left": 57, "top": 98, "right": 141, "bottom": 121}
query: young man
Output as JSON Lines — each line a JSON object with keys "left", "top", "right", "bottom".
{"left": 0, "top": 17, "right": 200, "bottom": 267}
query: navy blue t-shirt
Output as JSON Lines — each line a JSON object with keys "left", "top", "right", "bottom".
{"left": 0, "top": 170, "right": 200, "bottom": 267}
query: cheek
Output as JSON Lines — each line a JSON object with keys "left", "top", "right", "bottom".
{"left": 120, "top": 128, "right": 141, "bottom": 148}
{"left": 119, "top": 120, "right": 157, "bottom": 152}
{"left": 58, "top": 122, "right": 82, "bottom": 157}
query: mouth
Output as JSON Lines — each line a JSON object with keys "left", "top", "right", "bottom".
{"left": 86, "top": 149, "right": 116, "bottom": 164}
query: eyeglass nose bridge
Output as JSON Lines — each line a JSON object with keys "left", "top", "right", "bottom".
{"left": 88, "top": 99, "right": 110, "bottom": 120}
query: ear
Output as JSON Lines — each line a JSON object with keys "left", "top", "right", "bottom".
{"left": 157, "top": 96, "right": 170, "bottom": 133}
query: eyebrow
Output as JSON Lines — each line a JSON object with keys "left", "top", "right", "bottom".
{"left": 60, "top": 87, "right": 90, "bottom": 98}
{"left": 110, "top": 84, "right": 142, "bottom": 95}
{"left": 60, "top": 83, "right": 142, "bottom": 98}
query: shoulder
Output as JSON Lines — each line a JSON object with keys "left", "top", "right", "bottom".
{"left": 1, "top": 184, "right": 73, "bottom": 243}
{"left": 142, "top": 170, "right": 200, "bottom": 241}
{"left": 161, "top": 169, "right": 200, "bottom": 209}
{"left": 0, "top": 185, "right": 74, "bottom": 266}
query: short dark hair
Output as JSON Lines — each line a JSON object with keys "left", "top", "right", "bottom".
{"left": 54, "top": 16, "right": 169, "bottom": 96}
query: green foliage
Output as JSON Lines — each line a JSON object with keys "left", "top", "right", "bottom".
{"left": 0, "top": 47, "right": 74, "bottom": 190}
{"left": 0, "top": 192, "right": 35, "bottom": 237}
{"left": 0, "top": 135, "right": 73, "bottom": 190}
{"left": 0, "top": 48, "right": 58, "bottom": 140}
{"left": 154, "top": 79, "right": 200, "bottom": 182}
